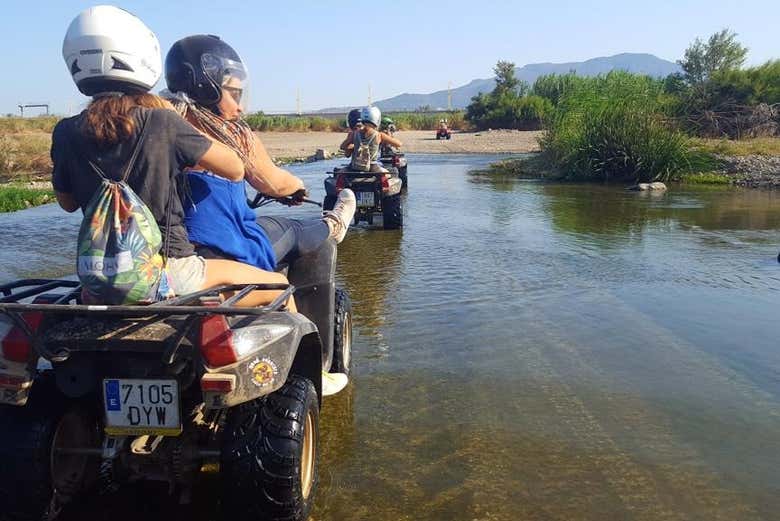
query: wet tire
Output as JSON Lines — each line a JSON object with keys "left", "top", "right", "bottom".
{"left": 323, "top": 195, "right": 336, "bottom": 211}
{"left": 331, "top": 289, "right": 353, "bottom": 376}
{"left": 220, "top": 376, "right": 319, "bottom": 521}
{"left": 382, "top": 194, "right": 403, "bottom": 229}
{"left": 0, "top": 380, "right": 97, "bottom": 521}
{"left": 400, "top": 166, "right": 408, "bottom": 189}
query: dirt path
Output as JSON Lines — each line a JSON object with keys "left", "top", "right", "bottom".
{"left": 256, "top": 129, "right": 543, "bottom": 160}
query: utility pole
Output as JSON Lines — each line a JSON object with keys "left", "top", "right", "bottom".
{"left": 368, "top": 83, "right": 372, "bottom": 106}
{"left": 447, "top": 81, "right": 452, "bottom": 111}
{"left": 296, "top": 88, "right": 301, "bottom": 116}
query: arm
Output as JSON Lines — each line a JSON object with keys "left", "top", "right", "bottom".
{"left": 244, "top": 133, "right": 305, "bottom": 197}
{"left": 379, "top": 132, "right": 402, "bottom": 148}
{"left": 197, "top": 139, "right": 245, "bottom": 182}
{"left": 55, "top": 191, "right": 79, "bottom": 212}
{"left": 340, "top": 131, "right": 354, "bottom": 157}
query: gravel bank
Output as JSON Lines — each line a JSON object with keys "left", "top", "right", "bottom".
{"left": 716, "top": 154, "right": 780, "bottom": 188}
{"left": 256, "top": 129, "right": 543, "bottom": 160}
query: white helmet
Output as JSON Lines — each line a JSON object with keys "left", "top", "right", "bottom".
{"left": 62, "top": 5, "right": 161, "bottom": 96}
{"left": 360, "top": 106, "right": 381, "bottom": 128}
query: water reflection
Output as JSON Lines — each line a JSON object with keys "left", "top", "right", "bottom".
{"left": 334, "top": 227, "right": 403, "bottom": 352}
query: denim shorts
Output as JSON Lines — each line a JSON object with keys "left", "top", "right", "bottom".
{"left": 165, "top": 255, "right": 206, "bottom": 296}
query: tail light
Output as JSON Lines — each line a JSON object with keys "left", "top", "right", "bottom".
{"left": 392, "top": 156, "right": 400, "bottom": 166}
{"left": 381, "top": 174, "right": 390, "bottom": 191}
{"left": 199, "top": 314, "right": 238, "bottom": 367}
{"left": 335, "top": 174, "right": 346, "bottom": 191}
{"left": 1, "top": 294, "right": 57, "bottom": 363}
{"left": 200, "top": 374, "right": 236, "bottom": 393}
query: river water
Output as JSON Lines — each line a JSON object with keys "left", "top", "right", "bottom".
{"left": 1, "top": 154, "right": 779, "bottom": 520}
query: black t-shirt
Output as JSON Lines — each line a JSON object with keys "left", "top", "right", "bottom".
{"left": 51, "top": 107, "right": 211, "bottom": 258}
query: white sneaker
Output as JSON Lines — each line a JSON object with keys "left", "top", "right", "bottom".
{"left": 322, "top": 371, "right": 349, "bottom": 396}
{"left": 323, "top": 189, "right": 356, "bottom": 243}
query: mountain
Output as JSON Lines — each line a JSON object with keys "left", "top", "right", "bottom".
{"left": 362, "top": 53, "right": 681, "bottom": 112}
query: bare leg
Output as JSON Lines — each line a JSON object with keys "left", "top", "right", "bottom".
{"left": 201, "top": 259, "right": 297, "bottom": 311}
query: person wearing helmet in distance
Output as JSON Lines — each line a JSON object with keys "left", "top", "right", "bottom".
{"left": 163, "top": 35, "right": 356, "bottom": 272}
{"left": 341, "top": 106, "right": 402, "bottom": 173}
{"left": 51, "top": 6, "right": 295, "bottom": 309}
{"left": 339, "top": 108, "right": 363, "bottom": 158}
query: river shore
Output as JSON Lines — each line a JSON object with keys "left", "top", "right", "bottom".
{"left": 258, "top": 129, "right": 543, "bottom": 160}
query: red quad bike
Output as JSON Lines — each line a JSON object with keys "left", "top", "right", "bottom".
{"left": 0, "top": 203, "right": 353, "bottom": 521}
{"left": 436, "top": 124, "right": 451, "bottom": 140}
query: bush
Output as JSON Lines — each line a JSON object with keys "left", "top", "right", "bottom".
{"left": 0, "top": 186, "right": 54, "bottom": 213}
{"left": 541, "top": 71, "right": 712, "bottom": 182}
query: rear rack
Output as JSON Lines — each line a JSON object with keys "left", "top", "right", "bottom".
{"left": 0, "top": 279, "right": 295, "bottom": 316}
{"left": 0, "top": 279, "right": 296, "bottom": 364}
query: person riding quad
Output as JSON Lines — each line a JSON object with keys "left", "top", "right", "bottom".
{"left": 380, "top": 116, "right": 397, "bottom": 135}
{"left": 163, "top": 35, "right": 356, "bottom": 271}
{"left": 436, "top": 118, "right": 452, "bottom": 139}
{"left": 341, "top": 106, "right": 402, "bottom": 172}
{"left": 340, "top": 108, "right": 363, "bottom": 158}
{"left": 51, "top": 6, "right": 293, "bottom": 309}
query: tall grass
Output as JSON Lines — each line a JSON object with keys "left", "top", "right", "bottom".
{"left": 541, "top": 71, "right": 713, "bottom": 182}
{"left": 243, "top": 111, "right": 468, "bottom": 132}
{"left": 0, "top": 133, "right": 52, "bottom": 179}
{"left": 0, "top": 116, "right": 59, "bottom": 134}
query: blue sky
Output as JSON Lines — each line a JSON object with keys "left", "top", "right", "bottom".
{"left": 1, "top": 0, "right": 777, "bottom": 115}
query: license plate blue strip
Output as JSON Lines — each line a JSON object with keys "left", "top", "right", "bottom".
{"left": 104, "top": 379, "right": 121, "bottom": 411}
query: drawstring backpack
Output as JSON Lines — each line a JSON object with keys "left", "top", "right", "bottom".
{"left": 350, "top": 131, "right": 376, "bottom": 172}
{"left": 76, "top": 119, "right": 175, "bottom": 304}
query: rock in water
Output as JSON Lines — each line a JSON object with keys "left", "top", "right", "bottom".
{"left": 628, "top": 182, "right": 667, "bottom": 191}
{"left": 314, "top": 148, "right": 329, "bottom": 161}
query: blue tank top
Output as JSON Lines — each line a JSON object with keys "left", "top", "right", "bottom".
{"left": 181, "top": 171, "right": 276, "bottom": 271}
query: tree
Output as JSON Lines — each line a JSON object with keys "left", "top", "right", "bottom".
{"left": 493, "top": 60, "right": 520, "bottom": 95}
{"left": 678, "top": 28, "right": 748, "bottom": 84}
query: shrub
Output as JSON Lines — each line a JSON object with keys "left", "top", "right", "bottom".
{"left": 541, "top": 72, "right": 712, "bottom": 182}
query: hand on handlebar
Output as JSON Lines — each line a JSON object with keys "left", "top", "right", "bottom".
{"left": 286, "top": 188, "right": 308, "bottom": 206}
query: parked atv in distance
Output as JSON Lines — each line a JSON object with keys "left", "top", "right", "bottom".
{"left": 0, "top": 231, "right": 352, "bottom": 521}
{"left": 379, "top": 144, "right": 408, "bottom": 189}
{"left": 324, "top": 168, "right": 403, "bottom": 229}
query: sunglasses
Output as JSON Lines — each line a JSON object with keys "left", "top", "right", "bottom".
{"left": 223, "top": 86, "right": 243, "bottom": 106}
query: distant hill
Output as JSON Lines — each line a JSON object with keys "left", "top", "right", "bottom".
{"left": 320, "top": 53, "right": 681, "bottom": 112}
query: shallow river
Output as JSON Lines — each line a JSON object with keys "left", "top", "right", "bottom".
{"left": 1, "top": 154, "right": 779, "bottom": 520}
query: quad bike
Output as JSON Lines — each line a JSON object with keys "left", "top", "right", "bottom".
{"left": 436, "top": 127, "right": 452, "bottom": 140}
{"left": 323, "top": 167, "right": 403, "bottom": 229}
{"left": 0, "top": 195, "right": 353, "bottom": 521}
{"left": 379, "top": 144, "right": 408, "bottom": 189}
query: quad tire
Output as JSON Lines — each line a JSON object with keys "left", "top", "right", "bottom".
{"left": 0, "top": 379, "right": 98, "bottom": 521}
{"left": 399, "top": 166, "right": 408, "bottom": 189}
{"left": 331, "top": 289, "right": 353, "bottom": 376}
{"left": 382, "top": 194, "right": 403, "bottom": 229}
{"left": 220, "top": 376, "right": 319, "bottom": 521}
{"left": 323, "top": 195, "right": 336, "bottom": 211}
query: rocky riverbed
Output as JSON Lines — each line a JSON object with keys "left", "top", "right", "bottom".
{"left": 716, "top": 154, "right": 780, "bottom": 188}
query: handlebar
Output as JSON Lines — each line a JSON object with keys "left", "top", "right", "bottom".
{"left": 247, "top": 189, "right": 322, "bottom": 209}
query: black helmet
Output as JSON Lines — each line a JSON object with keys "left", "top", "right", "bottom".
{"left": 346, "top": 108, "right": 361, "bottom": 129}
{"left": 165, "top": 34, "right": 248, "bottom": 109}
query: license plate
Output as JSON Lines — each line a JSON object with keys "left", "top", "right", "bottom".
{"left": 103, "top": 379, "right": 181, "bottom": 436}
{"left": 357, "top": 192, "right": 375, "bottom": 207}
